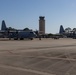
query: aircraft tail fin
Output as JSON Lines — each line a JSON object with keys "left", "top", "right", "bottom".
{"left": 1, "top": 20, "right": 7, "bottom": 30}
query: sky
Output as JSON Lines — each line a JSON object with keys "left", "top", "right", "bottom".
{"left": 0, "top": 0, "right": 76, "bottom": 34}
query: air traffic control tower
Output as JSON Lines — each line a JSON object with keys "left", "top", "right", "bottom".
{"left": 39, "top": 16, "right": 45, "bottom": 35}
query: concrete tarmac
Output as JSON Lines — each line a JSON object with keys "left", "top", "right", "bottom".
{"left": 0, "top": 38, "right": 76, "bottom": 75}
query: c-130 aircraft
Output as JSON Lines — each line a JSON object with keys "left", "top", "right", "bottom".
{"left": 0, "top": 20, "right": 36, "bottom": 40}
